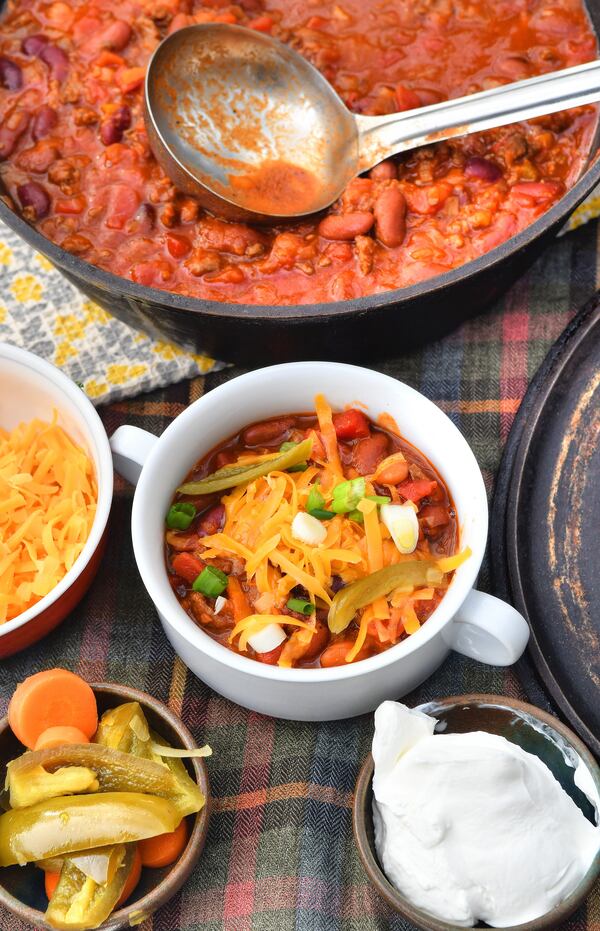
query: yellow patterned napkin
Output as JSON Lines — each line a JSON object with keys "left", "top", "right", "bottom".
{"left": 0, "top": 222, "right": 223, "bottom": 405}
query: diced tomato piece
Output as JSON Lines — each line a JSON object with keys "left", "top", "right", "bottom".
{"left": 397, "top": 479, "right": 438, "bottom": 503}
{"left": 55, "top": 196, "right": 86, "bottom": 215}
{"left": 171, "top": 552, "right": 204, "bottom": 583}
{"left": 166, "top": 233, "right": 192, "bottom": 258}
{"left": 105, "top": 183, "right": 140, "bottom": 230}
{"left": 248, "top": 14, "right": 273, "bottom": 32}
{"left": 256, "top": 644, "right": 284, "bottom": 664}
{"left": 118, "top": 66, "right": 145, "bottom": 94}
{"left": 332, "top": 409, "right": 370, "bottom": 440}
{"left": 395, "top": 84, "right": 421, "bottom": 111}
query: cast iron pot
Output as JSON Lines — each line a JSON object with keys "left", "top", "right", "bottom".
{"left": 1, "top": 12, "right": 600, "bottom": 364}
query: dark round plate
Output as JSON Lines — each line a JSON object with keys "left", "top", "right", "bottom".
{"left": 491, "top": 295, "right": 600, "bottom": 757}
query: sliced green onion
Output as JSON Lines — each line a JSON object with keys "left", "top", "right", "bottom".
{"left": 331, "top": 477, "right": 366, "bottom": 513}
{"left": 306, "top": 486, "right": 325, "bottom": 513}
{"left": 166, "top": 502, "right": 196, "bottom": 530}
{"left": 366, "top": 495, "right": 391, "bottom": 505}
{"left": 192, "top": 565, "right": 228, "bottom": 597}
{"left": 348, "top": 509, "right": 364, "bottom": 524}
{"left": 286, "top": 598, "right": 315, "bottom": 616}
{"left": 288, "top": 462, "right": 308, "bottom": 472}
{"left": 309, "top": 508, "right": 336, "bottom": 521}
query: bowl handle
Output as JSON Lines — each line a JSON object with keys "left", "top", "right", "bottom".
{"left": 444, "top": 590, "right": 530, "bottom": 666}
{"left": 110, "top": 425, "right": 159, "bottom": 485}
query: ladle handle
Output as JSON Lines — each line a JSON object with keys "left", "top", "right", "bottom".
{"left": 355, "top": 59, "right": 600, "bottom": 171}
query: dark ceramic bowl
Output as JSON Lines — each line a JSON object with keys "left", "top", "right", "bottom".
{"left": 0, "top": 682, "right": 211, "bottom": 931}
{"left": 1, "top": 6, "right": 600, "bottom": 364}
{"left": 353, "top": 694, "right": 600, "bottom": 931}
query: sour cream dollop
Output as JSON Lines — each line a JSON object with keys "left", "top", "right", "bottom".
{"left": 372, "top": 701, "right": 600, "bottom": 927}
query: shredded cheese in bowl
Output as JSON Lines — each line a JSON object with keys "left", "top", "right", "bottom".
{"left": 0, "top": 415, "right": 97, "bottom": 624}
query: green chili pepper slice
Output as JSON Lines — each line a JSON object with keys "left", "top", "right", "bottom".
{"left": 93, "top": 702, "right": 150, "bottom": 756}
{"left": 177, "top": 438, "right": 313, "bottom": 495}
{"left": 327, "top": 559, "right": 441, "bottom": 634}
{"left": 45, "top": 843, "right": 134, "bottom": 930}
{"left": 6, "top": 744, "right": 204, "bottom": 818}
{"left": 0, "top": 792, "right": 180, "bottom": 867}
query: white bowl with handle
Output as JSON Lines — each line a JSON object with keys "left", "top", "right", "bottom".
{"left": 110, "top": 362, "right": 529, "bottom": 721}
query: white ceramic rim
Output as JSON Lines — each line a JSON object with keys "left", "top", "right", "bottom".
{"left": 0, "top": 342, "right": 113, "bottom": 639}
{"left": 132, "top": 361, "right": 489, "bottom": 682}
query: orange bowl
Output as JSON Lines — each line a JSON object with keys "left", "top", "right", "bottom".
{"left": 0, "top": 342, "right": 113, "bottom": 657}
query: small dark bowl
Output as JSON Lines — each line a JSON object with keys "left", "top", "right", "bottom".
{"left": 353, "top": 693, "right": 600, "bottom": 931}
{"left": 0, "top": 682, "right": 211, "bottom": 931}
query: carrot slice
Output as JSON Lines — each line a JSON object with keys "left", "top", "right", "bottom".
{"left": 117, "top": 847, "right": 142, "bottom": 906}
{"left": 227, "top": 576, "right": 252, "bottom": 623}
{"left": 8, "top": 669, "right": 98, "bottom": 750}
{"left": 34, "top": 725, "right": 90, "bottom": 751}
{"left": 44, "top": 871, "right": 60, "bottom": 899}
{"left": 139, "top": 819, "right": 188, "bottom": 869}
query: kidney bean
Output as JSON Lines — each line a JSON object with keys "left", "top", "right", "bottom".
{"left": 213, "top": 449, "right": 236, "bottom": 469}
{"left": 353, "top": 432, "right": 389, "bottom": 475}
{"left": 330, "top": 575, "right": 345, "bottom": 593}
{"left": 31, "top": 105, "right": 58, "bottom": 141}
{"left": 40, "top": 44, "right": 69, "bottom": 81}
{"left": 16, "top": 138, "right": 59, "bottom": 173}
{"left": 320, "top": 639, "right": 370, "bottom": 667}
{"left": 370, "top": 159, "right": 397, "bottom": 181}
{"left": 376, "top": 459, "right": 409, "bottom": 485}
{"left": 0, "top": 110, "right": 29, "bottom": 159}
{"left": 318, "top": 211, "right": 374, "bottom": 241}
{"left": 100, "top": 105, "right": 131, "bottom": 146}
{"left": 419, "top": 504, "right": 450, "bottom": 530}
{"left": 374, "top": 187, "right": 407, "bottom": 248}
{"left": 99, "top": 19, "right": 132, "bottom": 51}
{"left": 197, "top": 504, "right": 225, "bottom": 537}
{"left": 510, "top": 180, "right": 563, "bottom": 203}
{"left": 17, "top": 181, "right": 50, "bottom": 219}
{"left": 242, "top": 417, "right": 295, "bottom": 446}
{"left": 465, "top": 156, "right": 502, "bottom": 182}
{"left": 0, "top": 57, "right": 22, "bottom": 90}
{"left": 21, "top": 34, "right": 49, "bottom": 56}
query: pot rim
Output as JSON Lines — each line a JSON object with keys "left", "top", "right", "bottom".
{"left": 0, "top": 142, "right": 599, "bottom": 322}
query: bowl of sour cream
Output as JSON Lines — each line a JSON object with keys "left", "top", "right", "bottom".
{"left": 353, "top": 695, "right": 600, "bottom": 931}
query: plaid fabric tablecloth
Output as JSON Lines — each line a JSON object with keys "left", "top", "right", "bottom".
{"left": 2, "top": 219, "right": 600, "bottom": 931}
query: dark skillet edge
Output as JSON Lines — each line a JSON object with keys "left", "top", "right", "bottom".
{"left": 490, "top": 295, "right": 600, "bottom": 757}
{"left": 352, "top": 694, "right": 600, "bottom": 931}
{"left": 1, "top": 129, "right": 600, "bottom": 363}
{"left": 0, "top": 682, "right": 211, "bottom": 931}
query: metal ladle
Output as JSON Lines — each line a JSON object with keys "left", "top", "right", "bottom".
{"left": 144, "top": 24, "right": 600, "bottom": 222}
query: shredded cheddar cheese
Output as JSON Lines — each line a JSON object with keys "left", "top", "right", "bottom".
{"left": 0, "top": 416, "right": 97, "bottom": 623}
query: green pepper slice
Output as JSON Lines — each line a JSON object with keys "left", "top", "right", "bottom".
{"left": 177, "top": 437, "right": 313, "bottom": 495}
{"left": 327, "top": 559, "right": 441, "bottom": 633}
{"left": 38, "top": 845, "right": 123, "bottom": 885}
{"left": 45, "top": 843, "right": 134, "bottom": 931}
{"left": 94, "top": 702, "right": 151, "bottom": 756}
{"left": 0, "top": 792, "right": 179, "bottom": 866}
{"left": 6, "top": 745, "right": 204, "bottom": 818}
{"left": 7, "top": 764, "right": 99, "bottom": 809}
